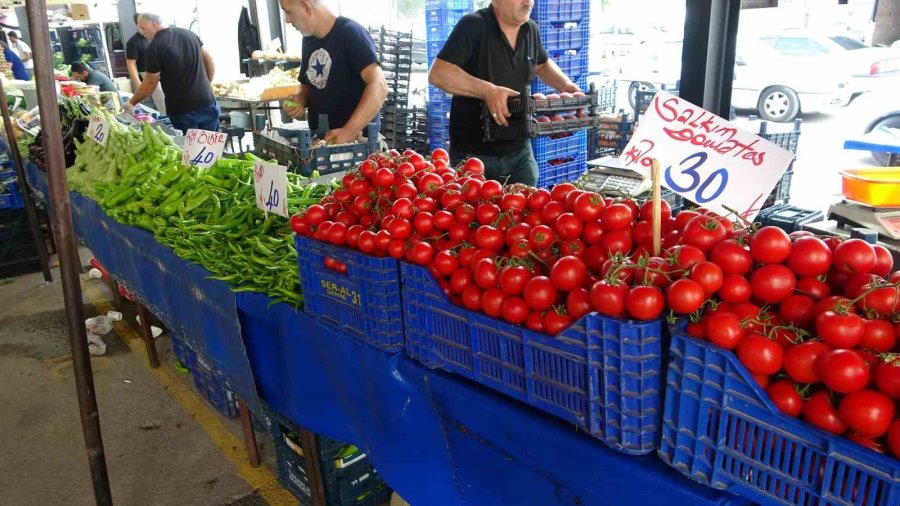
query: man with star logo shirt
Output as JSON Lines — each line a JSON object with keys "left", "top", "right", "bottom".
{"left": 280, "top": 0, "right": 387, "bottom": 145}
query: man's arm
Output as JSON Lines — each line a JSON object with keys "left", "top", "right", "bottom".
{"left": 125, "top": 59, "right": 141, "bottom": 91}
{"left": 201, "top": 47, "right": 215, "bottom": 82}
{"left": 127, "top": 72, "right": 160, "bottom": 107}
{"left": 429, "top": 58, "right": 519, "bottom": 127}
{"left": 324, "top": 63, "right": 388, "bottom": 145}
{"left": 535, "top": 60, "right": 580, "bottom": 93}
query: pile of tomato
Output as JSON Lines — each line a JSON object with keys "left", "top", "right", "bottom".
{"left": 290, "top": 148, "right": 900, "bottom": 460}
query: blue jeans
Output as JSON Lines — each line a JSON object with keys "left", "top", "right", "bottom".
{"left": 450, "top": 141, "right": 538, "bottom": 186}
{"left": 169, "top": 103, "right": 221, "bottom": 134}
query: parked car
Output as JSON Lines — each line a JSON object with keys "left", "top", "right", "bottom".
{"left": 616, "top": 39, "right": 851, "bottom": 122}
{"left": 847, "top": 88, "right": 900, "bottom": 165}
{"left": 758, "top": 32, "right": 900, "bottom": 94}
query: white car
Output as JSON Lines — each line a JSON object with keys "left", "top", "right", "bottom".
{"left": 617, "top": 39, "right": 851, "bottom": 122}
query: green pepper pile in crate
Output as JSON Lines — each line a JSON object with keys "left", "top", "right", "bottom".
{"left": 67, "top": 112, "right": 334, "bottom": 306}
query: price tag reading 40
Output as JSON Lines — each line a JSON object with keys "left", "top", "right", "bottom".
{"left": 619, "top": 91, "right": 795, "bottom": 222}
{"left": 253, "top": 161, "right": 289, "bottom": 218}
{"left": 88, "top": 113, "right": 109, "bottom": 147}
{"left": 182, "top": 129, "right": 227, "bottom": 169}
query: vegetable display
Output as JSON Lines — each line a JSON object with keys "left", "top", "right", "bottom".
{"left": 291, "top": 147, "right": 900, "bottom": 460}
{"left": 68, "top": 113, "right": 332, "bottom": 306}
{"left": 26, "top": 97, "right": 91, "bottom": 171}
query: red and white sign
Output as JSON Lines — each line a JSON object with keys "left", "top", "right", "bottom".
{"left": 182, "top": 129, "right": 227, "bottom": 168}
{"left": 619, "top": 91, "right": 794, "bottom": 222}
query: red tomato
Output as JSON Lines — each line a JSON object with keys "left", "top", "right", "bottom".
{"left": 524, "top": 276, "right": 558, "bottom": 311}
{"left": 874, "top": 358, "right": 900, "bottom": 399}
{"left": 374, "top": 229, "right": 392, "bottom": 253}
{"left": 601, "top": 230, "right": 633, "bottom": 256}
{"left": 460, "top": 285, "right": 482, "bottom": 311}
{"left": 388, "top": 239, "right": 406, "bottom": 259}
{"left": 304, "top": 204, "right": 328, "bottom": 226}
{"left": 749, "top": 226, "right": 792, "bottom": 264}
{"left": 737, "top": 334, "right": 784, "bottom": 375}
{"left": 582, "top": 220, "right": 605, "bottom": 245}
{"left": 501, "top": 193, "right": 527, "bottom": 212}
{"left": 550, "top": 256, "right": 588, "bottom": 291}
{"left": 856, "top": 285, "right": 899, "bottom": 317}
{"left": 871, "top": 244, "right": 894, "bottom": 277}
{"left": 432, "top": 251, "right": 459, "bottom": 277}
{"left": 357, "top": 230, "right": 377, "bottom": 254}
{"left": 501, "top": 296, "right": 530, "bottom": 324}
{"left": 797, "top": 277, "right": 831, "bottom": 301}
{"left": 543, "top": 309, "right": 573, "bottom": 335}
{"left": 682, "top": 215, "right": 727, "bottom": 253}
{"left": 472, "top": 258, "right": 499, "bottom": 290}
{"left": 787, "top": 236, "right": 832, "bottom": 277}
{"left": 463, "top": 157, "right": 485, "bottom": 175}
{"left": 541, "top": 200, "right": 566, "bottom": 225}
{"left": 566, "top": 288, "right": 593, "bottom": 320}
{"left": 667, "top": 279, "right": 706, "bottom": 314}
{"left": 750, "top": 264, "right": 796, "bottom": 304}
{"left": 481, "top": 288, "right": 505, "bottom": 317}
{"left": 625, "top": 286, "right": 665, "bottom": 321}
{"left": 408, "top": 242, "right": 434, "bottom": 265}
{"left": 573, "top": 192, "right": 605, "bottom": 222}
{"left": 839, "top": 390, "right": 896, "bottom": 437}
{"left": 590, "top": 280, "right": 627, "bottom": 317}
{"left": 418, "top": 172, "right": 444, "bottom": 194}
{"left": 803, "top": 390, "right": 848, "bottom": 435}
{"left": 690, "top": 261, "right": 724, "bottom": 295}
{"left": 833, "top": 239, "right": 876, "bottom": 275}
{"left": 639, "top": 199, "right": 671, "bottom": 223}
{"left": 528, "top": 188, "right": 552, "bottom": 211}
{"left": 450, "top": 268, "right": 473, "bottom": 294}
{"left": 767, "top": 380, "right": 802, "bottom": 417}
{"left": 818, "top": 349, "right": 870, "bottom": 394}
{"left": 778, "top": 294, "right": 816, "bottom": 328}
{"left": 473, "top": 225, "right": 504, "bottom": 251}
{"left": 781, "top": 329, "right": 820, "bottom": 361}
{"left": 431, "top": 147, "right": 449, "bottom": 162}
{"left": 528, "top": 224, "right": 555, "bottom": 251}
{"left": 705, "top": 312, "right": 745, "bottom": 349}
{"left": 550, "top": 182, "right": 577, "bottom": 202}
{"left": 554, "top": 213, "right": 583, "bottom": 240}
{"left": 666, "top": 245, "right": 707, "bottom": 272}
{"left": 600, "top": 203, "right": 635, "bottom": 231}
{"left": 815, "top": 311, "right": 865, "bottom": 348}
{"left": 413, "top": 212, "right": 435, "bottom": 234}
{"left": 710, "top": 240, "right": 753, "bottom": 275}
{"left": 719, "top": 274, "right": 752, "bottom": 304}
{"left": 673, "top": 210, "right": 701, "bottom": 233}
{"left": 860, "top": 319, "right": 897, "bottom": 352}
{"left": 387, "top": 218, "right": 412, "bottom": 240}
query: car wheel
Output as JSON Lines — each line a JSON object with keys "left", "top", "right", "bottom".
{"left": 628, "top": 82, "right": 655, "bottom": 110}
{"left": 866, "top": 115, "right": 900, "bottom": 165}
{"left": 757, "top": 86, "right": 800, "bottom": 123}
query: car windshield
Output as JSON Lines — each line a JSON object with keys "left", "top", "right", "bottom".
{"left": 830, "top": 36, "right": 868, "bottom": 50}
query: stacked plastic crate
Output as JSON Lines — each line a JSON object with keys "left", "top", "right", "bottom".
{"left": 425, "top": 0, "right": 474, "bottom": 151}
{"left": 529, "top": 0, "right": 590, "bottom": 187}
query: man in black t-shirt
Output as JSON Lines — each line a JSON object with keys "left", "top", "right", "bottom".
{"left": 126, "top": 13, "right": 219, "bottom": 133}
{"left": 279, "top": 0, "right": 387, "bottom": 145}
{"left": 429, "top": 0, "right": 580, "bottom": 185}
{"left": 125, "top": 13, "right": 165, "bottom": 114}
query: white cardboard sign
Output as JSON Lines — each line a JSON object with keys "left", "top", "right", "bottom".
{"left": 619, "top": 91, "right": 795, "bottom": 222}
{"left": 253, "top": 161, "right": 289, "bottom": 217}
{"left": 88, "top": 113, "right": 109, "bottom": 147}
{"left": 181, "top": 129, "right": 227, "bottom": 168}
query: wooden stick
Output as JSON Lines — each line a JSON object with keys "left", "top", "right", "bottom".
{"left": 651, "top": 159, "right": 662, "bottom": 257}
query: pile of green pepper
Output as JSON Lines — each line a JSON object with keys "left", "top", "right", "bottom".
{"left": 69, "top": 114, "right": 334, "bottom": 307}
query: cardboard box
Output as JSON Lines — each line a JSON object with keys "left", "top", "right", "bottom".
{"left": 69, "top": 3, "right": 91, "bottom": 20}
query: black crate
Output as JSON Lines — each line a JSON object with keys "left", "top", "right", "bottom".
{"left": 253, "top": 124, "right": 380, "bottom": 176}
{"left": 763, "top": 169, "right": 793, "bottom": 209}
{"left": 755, "top": 118, "right": 802, "bottom": 154}
{"left": 589, "top": 113, "right": 634, "bottom": 157}
{"left": 763, "top": 205, "right": 824, "bottom": 233}
{"left": 0, "top": 208, "right": 41, "bottom": 274}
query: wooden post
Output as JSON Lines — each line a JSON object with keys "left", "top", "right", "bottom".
{"left": 136, "top": 303, "right": 161, "bottom": 368}
{"left": 237, "top": 398, "right": 261, "bottom": 468}
{"left": 650, "top": 159, "right": 662, "bottom": 257}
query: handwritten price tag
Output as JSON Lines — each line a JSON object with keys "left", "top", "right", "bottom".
{"left": 88, "top": 113, "right": 109, "bottom": 147}
{"left": 253, "top": 161, "right": 289, "bottom": 218}
{"left": 619, "top": 91, "right": 794, "bottom": 222}
{"left": 182, "top": 129, "right": 227, "bottom": 168}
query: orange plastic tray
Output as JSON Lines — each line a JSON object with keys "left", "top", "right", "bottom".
{"left": 840, "top": 168, "right": 900, "bottom": 207}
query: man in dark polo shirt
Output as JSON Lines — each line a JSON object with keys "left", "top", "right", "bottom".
{"left": 125, "top": 13, "right": 219, "bottom": 133}
{"left": 70, "top": 61, "right": 117, "bottom": 92}
{"left": 429, "top": 0, "right": 580, "bottom": 185}
{"left": 125, "top": 13, "right": 166, "bottom": 114}
{"left": 279, "top": 0, "right": 387, "bottom": 145}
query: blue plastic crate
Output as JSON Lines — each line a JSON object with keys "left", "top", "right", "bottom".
{"left": 0, "top": 181, "right": 24, "bottom": 210}
{"left": 0, "top": 169, "right": 14, "bottom": 180}
{"left": 294, "top": 234, "right": 404, "bottom": 353}
{"left": 540, "top": 19, "right": 589, "bottom": 53}
{"left": 537, "top": 150, "right": 587, "bottom": 188}
{"left": 532, "top": 0, "right": 589, "bottom": 23}
{"left": 426, "top": 0, "right": 471, "bottom": 10}
{"left": 171, "top": 334, "right": 196, "bottom": 370}
{"left": 426, "top": 40, "right": 446, "bottom": 62}
{"left": 192, "top": 355, "right": 239, "bottom": 419}
{"left": 660, "top": 322, "right": 900, "bottom": 506}
{"left": 400, "top": 262, "right": 665, "bottom": 455}
{"left": 532, "top": 130, "right": 586, "bottom": 161}
{"left": 532, "top": 75, "right": 588, "bottom": 98}
{"left": 426, "top": 8, "right": 468, "bottom": 41}
{"left": 545, "top": 48, "right": 589, "bottom": 83}
{"left": 428, "top": 85, "right": 451, "bottom": 105}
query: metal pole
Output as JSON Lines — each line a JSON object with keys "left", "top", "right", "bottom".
{"left": 25, "top": 1, "right": 113, "bottom": 504}
{"left": 0, "top": 80, "right": 52, "bottom": 282}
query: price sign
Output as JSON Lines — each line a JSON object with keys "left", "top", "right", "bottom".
{"left": 88, "top": 113, "right": 109, "bottom": 147}
{"left": 619, "top": 91, "right": 794, "bottom": 222}
{"left": 253, "top": 161, "right": 289, "bottom": 217}
{"left": 182, "top": 129, "right": 227, "bottom": 169}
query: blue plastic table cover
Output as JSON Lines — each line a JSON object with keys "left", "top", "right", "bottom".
{"left": 237, "top": 292, "right": 750, "bottom": 506}
{"left": 23, "top": 161, "right": 261, "bottom": 414}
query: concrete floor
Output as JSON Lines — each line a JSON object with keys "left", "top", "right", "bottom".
{"left": 0, "top": 249, "right": 291, "bottom": 506}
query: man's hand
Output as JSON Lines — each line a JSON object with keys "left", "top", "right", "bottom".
{"left": 122, "top": 101, "right": 135, "bottom": 114}
{"left": 484, "top": 84, "right": 519, "bottom": 127}
{"left": 560, "top": 81, "right": 582, "bottom": 94}
{"left": 324, "top": 127, "right": 361, "bottom": 145}
{"left": 283, "top": 94, "right": 306, "bottom": 120}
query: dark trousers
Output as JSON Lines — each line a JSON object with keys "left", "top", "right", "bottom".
{"left": 169, "top": 103, "right": 221, "bottom": 134}
{"left": 451, "top": 141, "right": 539, "bottom": 186}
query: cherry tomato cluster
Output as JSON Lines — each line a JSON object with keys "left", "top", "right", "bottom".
{"left": 677, "top": 225, "right": 900, "bottom": 459}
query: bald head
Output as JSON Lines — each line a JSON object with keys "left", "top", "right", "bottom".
{"left": 137, "top": 13, "right": 166, "bottom": 41}
{"left": 280, "top": 0, "right": 334, "bottom": 38}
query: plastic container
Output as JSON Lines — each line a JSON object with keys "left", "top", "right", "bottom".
{"left": 0, "top": 181, "right": 24, "bottom": 210}
{"left": 532, "top": 130, "right": 587, "bottom": 161}
{"left": 532, "top": 75, "right": 589, "bottom": 99}
{"left": 537, "top": 151, "right": 588, "bottom": 188}
{"left": 764, "top": 205, "right": 825, "bottom": 233}
{"left": 660, "top": 322, "right": 900, "bottom": 506}
{"left": 597, "top": 84, "right": 618, "bottom": 113}
{"left": 540, "top": 19, "right": 590, "bottom": 53}
{"left": 426, "top": 0, "right": 471, "bottom": 10}
{"left": 763, "top": 169, "right": 793, "bottom": 209}
{"left": 426, "top": 8, "right": 468, "bottom": 41}
{"left": 532, "top": 0, "right": 589, "bottom": 23}
{"left": 192, "top": 356, "right": 239, "bottom": 419}
{"left": 294, "top": 234, "right": 404, "bottom": 353}
{"left": 840, "top": 168, "right": 900, "bottom": 207}
{"left": 401, "top": 262, "right": 665, "bottom": 455}
{"left": 252, "top": 124, "right": 379, "bottom": 176}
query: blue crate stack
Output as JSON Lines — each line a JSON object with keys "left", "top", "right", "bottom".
{"left": 530, "top": 0, "right": 590, "bottom": 187}
{"left": 425, "top": 0, "right": 474, "bottom": 151}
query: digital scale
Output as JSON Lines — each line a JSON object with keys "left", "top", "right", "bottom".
{"left": 582, "top": 156, "right": 651, "bottom": 196}
{"left": 828, "top": 200, "right": 900, "bottom": 240}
